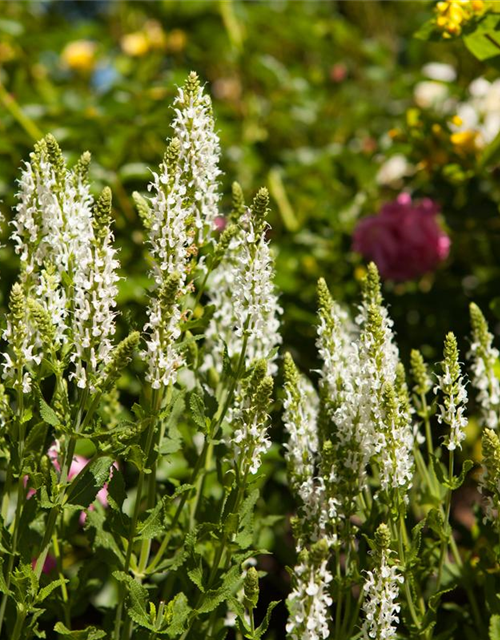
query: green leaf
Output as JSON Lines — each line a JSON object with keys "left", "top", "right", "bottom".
{"left": 190, "top": 392, "right": 208, "bottom": 432}
{"left": 464, "top": 20, "right": 500, "bottom": 61}
{"left": 136, "top": 499, "right": 166, "bottom": 541}
{"left": 107, "top": 469, "right": 126, "bottom": 511}
{"left": 40, "top": 398, "right": 60, "bottom": 427}
{"left": 254, "top": 601, "right": 280, "bottom": 639}
{"left": 429, "top": 587, "right": 454, "bottom": 613}
{"left": 449, "top": 460, "right": 474, "bottom": 490}
{"left": 490, "top": 614, "right": 500, "bottom": 640}
{"left": 0, "top": 559, "right": 11, "bottom": 595}
{"left": 166, "top": 593, "right": 191, "bottom": 637}
{"left": 427, "top": 508, "right": 449, "bottom": 542}
{"left": 113, "top": 571, "right": 154, "bottom": 631}
{"left": 67, "top": 456, "right": 114, "bottom": 507}
{"left": 54, "top": 623, "right": 107, "bottom": 639}
{"left": 37, "top": 577, "right": 68, "bottom": 603}
{"left": 188, "top": 564, "right": 205, "bottom": 593}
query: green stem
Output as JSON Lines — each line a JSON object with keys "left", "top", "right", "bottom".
{"left": 0, "top": 80, "right": 43, "bottom": 141}
{"left": 436, "top": 451, "right": 454, "bottom": 591}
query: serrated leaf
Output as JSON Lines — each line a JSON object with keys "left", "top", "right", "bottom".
{"left": 40, "top": 398, "right": 60, "bottom": 427}
{"left": 188, "top": 564, "right": 205, "bottom": 593}
{"left": 449, "top": 459, "right": 474, "bottom": 490}
{"left": 37, "top": 577, "right": 68, "bottom": 603}
{"left": 429, "top": 587, "right": 454, "bottom": 613}
{"left": 166, "top": 593, "right": 191, "bottom": 636}
{"left": 190, "top": 393, "right": 207, "bottom": 432}
{"left": 0, "top": 559, "right": 11, "bottom": 595}
{"left": 54, "top": 622, "right": 107, "bottom": 639}
{"left": 67, "top": 456, "right": 114, "bottom": 507}
{"left": 490, "top": 614, "right": 500, "bottom": 640}
{"left": 107, "top": 469, "right": 126, "bottom": 511}
{"left": 254, "top": 601, "right": 280, "bottom": 639}
{"left": 113, "top": 571, "right": 154, "bottom": 630}
{"left": 136, "top": 499, "right": 166, "bottom": 541}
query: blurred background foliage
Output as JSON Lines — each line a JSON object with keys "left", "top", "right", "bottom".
{"left": 2, "top": 1, "right": 500, "bottom": 633}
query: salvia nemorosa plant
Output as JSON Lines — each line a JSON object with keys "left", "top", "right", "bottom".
{"left": 1, "top": 71, "right": 500, "bottom": 640}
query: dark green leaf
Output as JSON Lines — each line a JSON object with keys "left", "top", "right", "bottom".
{"left": 67, "top": 456, "right": 114, "bottom": 507}
{"left": 40, "top": 398, "right": 60, "bottom": 427}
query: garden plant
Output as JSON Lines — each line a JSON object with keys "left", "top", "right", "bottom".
{"left": 3, "top": 1, "right": 500, "bottom": 639}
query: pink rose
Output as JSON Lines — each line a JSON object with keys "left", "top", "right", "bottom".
{"left": 352, "top": 193, "right": 450, "bottom": 281}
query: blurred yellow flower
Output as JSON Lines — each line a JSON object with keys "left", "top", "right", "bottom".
{"left": 435, "top": 0, "right": 486, "bottom": 38}
{"left": 144, "top": 20, "right": 167, "bottom": 50}
{"left": 0, "top": 41, "right": 16, "bottom": 63}
{"left": 121, "top": 32, "right": 150, "bottom": 57}
{"left": 450, "top": 130, "right": 479, "bottom": 154}
{"left": 61, "top": 40, "right": 97, "bottom": 73}
{"left": 167, "top": 29, "right": 188, "bottom": 53}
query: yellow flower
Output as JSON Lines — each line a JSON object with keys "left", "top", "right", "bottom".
{"left": 166, "top": 29, "right": 188, "bottom": 53}
{"left": 434, "top": 0, "right": 486, "bottom": 37}
{"left": 121, "top": 31, "right": 150, "bottom": 57}
{"left": 144, "top": 20, "right": 167, "bottom": 51}
{"left": 450, "top": 130, "right": 479, "bottom": 154}
{"left": 61, "top": 40, "right": 97, "bottom": 73}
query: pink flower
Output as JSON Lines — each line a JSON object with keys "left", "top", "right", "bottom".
{"left": 352, "top": 193, "right": 451, "bottom": 281}
{"left": 32, "top": 554, "right": 57, "bottom": 574}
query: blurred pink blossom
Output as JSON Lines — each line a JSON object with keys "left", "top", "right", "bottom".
{"left": 352, "top": 193, "right": 450, "bottom": 281}
{"left": 32, "top": 554, "right": 57, "bottom": 575}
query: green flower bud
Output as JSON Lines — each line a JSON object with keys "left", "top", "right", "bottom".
{"left": 231, "top": 181, "right": 246, "bottom": 220}
{"left": 93, "top": 187, "right": 113, "bottom": 240}
{"left": 133, "top": 191, "right": 152, "bottom": 230}
{"left": 28, "top": 299, "right": 56, "bottom": 351}
{"left": 243, "top": 567, "right": 259, "bottom": 610}
{"left": 45, "top": 134, "right": 65, "bottom": 185}
{"left": 361, "top": 262, "right": 382, "bottom": 307}
{"left": 100, "top": 331, "right": 140, "bottom": 389}
{"left": 251, "top": 187, "right": 270, "bottom": 231}
{"left": 410, "top": 349, "right": 431, "bottom": 396}
{"left": 374, "top": 523, "right": 391, "bottom": 551}
{"left": 73, "top": 150, "right": 91, "bottom": 184}
{"left": 310, "top": 538, "right": 330, "bottom": 564}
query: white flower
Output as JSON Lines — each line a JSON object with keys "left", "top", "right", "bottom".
{"left": 286, "top": 546, "right": 333, "bottom": 640}
{"left": 204, "top": 202, "right": 282, "bottom": 376}
{"left": 376, "top": 155, "right": 413, "bottom": 187}
{"left": 362, "top": 548, "right": 403, "bottom": 640}
{"left": 435, "top": 333, "right": 468, "bottom": 451}
{"left": 414, "top": 81, "right": 450, "bottom": 109}
{"left": 468, "top": 303, "right": 500, "bottom": 430}
{"left": 422, "top": 62, "right": 457, "bottom": 83}
{"left": 172, "top": 71, "right": 222, "bottom": 243}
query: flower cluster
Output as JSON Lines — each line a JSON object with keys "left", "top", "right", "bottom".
{"left": 172, "top": 70, "right": 221, "bottom": 243}
{"left": 352, "top": 194, "right": 451, "bottom": 282}
{"left": 204, "top": 186, "right": 282, "bottom": 376}
{"left": 435, "top": 332, "right": 468, "bottom": 451}
{"left": 468, "top": 303, "right": 500, "bottom": 430}
{"left": 141, "top": 72, "right": 222, "bottom": 389}
{"left": 435, "top": 0, "right": 485, "bottom": 38}
{"left": 230, "top": 359, "right": 274, "bottom": 476}
{"left": 286, "top": 539, "right": 333, "bottom": 640}
{"left": 479, "top": 428, "right": 500, "bottom": 527}
{"left": 7, "top": 135, "right": 119, "bottom": 391}
{"left": 362, "top": 524, "right": 403, "bottom": 640}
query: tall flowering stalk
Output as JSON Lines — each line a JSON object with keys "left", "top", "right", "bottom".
{"left": 205, "top": 187, "right": 282, "bottom": 377}
{"left": 468, "top": 303, "right": 500, "bottom": 430}
{"left": 362, "top": 524, "right": 403, "bottom": 640}
{"left": 172, "top": 70, "right": 221, "bottom": 243}
{"left": 435, "top": 332, "right": 468, "bottom": 452}
{"left": 286, "top": 539, "right": 333, "bottom": 640}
